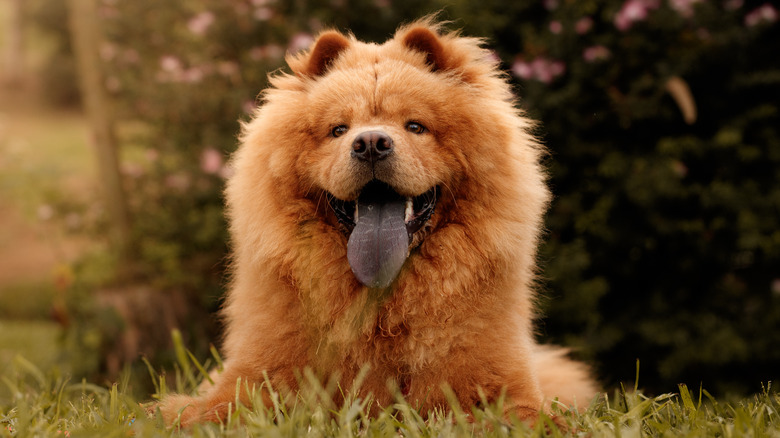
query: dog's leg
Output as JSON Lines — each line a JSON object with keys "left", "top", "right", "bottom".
{"left": 158, "top": 364, "right": 254, "bottom": 427}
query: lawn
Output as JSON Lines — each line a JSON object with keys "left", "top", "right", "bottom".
{"left": 1, "top": 344, "right": 778, "bottom": 437}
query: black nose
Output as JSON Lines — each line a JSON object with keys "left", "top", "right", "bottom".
{"left": 351, "top": 131, "right": 394, "bottom": 163}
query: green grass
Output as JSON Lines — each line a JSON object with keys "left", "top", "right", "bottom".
{"left": 1, "top": 340, "right": 778, "bottom": 438}
{"left": 0, "top": 321, "right": 63, "bottom": 377}
{"left": 0, "top": 108, "right": 92, "bottom": 214}
{"left": 0, "top": 282, "right": 56, "bottom": 320}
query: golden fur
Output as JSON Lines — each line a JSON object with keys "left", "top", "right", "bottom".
{"left": 159, "top": 19, "right": 598, "bottom": 426}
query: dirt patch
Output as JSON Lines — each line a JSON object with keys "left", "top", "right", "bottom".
{"left": 0, "top": 205, "right": 89, "bottom": 285}
{"left": 0, "top": 87, "right": 95, "bottom": 288}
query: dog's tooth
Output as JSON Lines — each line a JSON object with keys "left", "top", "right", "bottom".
{"left": 405, "top": 197, "right": 413, "bottom": 222}
{"left": 354, "top": 200, "right": 359, "bottom": 222}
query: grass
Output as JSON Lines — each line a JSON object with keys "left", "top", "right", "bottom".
{"left": 1, "top": 336, "right": 778, "bottom": 438}
{"left": 0, "top": 321, "right": 62, "bottom": 378}
{"left": 0, "top": 105, "right": 93, "bottom": 214}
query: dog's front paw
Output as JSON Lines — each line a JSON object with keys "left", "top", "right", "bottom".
{"left": 515, "top": 406, "right": 569, "bottom": 432}
{"left": 157, "top": 394, "right": 204, "bottom": 428}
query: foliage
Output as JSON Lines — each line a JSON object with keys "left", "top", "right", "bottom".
{"left": 1, "top": 350, "right": 780, "bottom": 437}
{"left": 25, "top": 0, "right": 80, "bottom": 106}
{"left": 25, "top": 0, "right": 780, "bottom": 394}
{"left": 441, "top": 0, "right": 780, "bottom": 394}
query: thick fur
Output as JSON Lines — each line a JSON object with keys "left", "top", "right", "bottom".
{"left": 159, "top": 19, "right": 598, "bottom": 426}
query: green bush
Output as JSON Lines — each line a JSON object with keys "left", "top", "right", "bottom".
{"left": 445, "top": 0, "right": 780, "bottom": 394}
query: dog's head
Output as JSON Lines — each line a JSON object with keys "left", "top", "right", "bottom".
{"left": 233, "top": 19, "right": 548, "bottom": 291}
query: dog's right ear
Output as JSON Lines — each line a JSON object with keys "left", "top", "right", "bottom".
{"left": 402, "top": 26, "right": 448, "bottom": 72}
{"left": 288, "top": 31, "right": 351, "bottom": 77}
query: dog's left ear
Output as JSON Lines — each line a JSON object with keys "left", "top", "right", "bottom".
{"left": 289, "top": 31, "right": 351, "bottom": 77}
{"left": 402, "top": 26, "right": 449, "bottom": 72}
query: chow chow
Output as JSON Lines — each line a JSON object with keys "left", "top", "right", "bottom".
{"left": 160, "top": 18, "right": 598, "bottom": 426}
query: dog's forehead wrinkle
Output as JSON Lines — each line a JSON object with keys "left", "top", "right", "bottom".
{"left": 372, "top": 53, "right": 379, "bottom": 116}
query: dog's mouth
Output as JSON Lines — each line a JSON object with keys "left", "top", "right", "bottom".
{"left": 327, "top": 180, "right": 437, "bottom": 289}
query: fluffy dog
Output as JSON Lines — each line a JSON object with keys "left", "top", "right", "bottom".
{"left": 160, "top": 18, "right": 598, "bottom": 426}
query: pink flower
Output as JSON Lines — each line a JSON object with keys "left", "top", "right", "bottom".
{"left": 289, "top": 32, "right": 314, "bottom": 53}
{"left": 182, "top": 67, "right": 205, "bottom": 83}
{"left": 512, "top": 57, "right": 565, "bottom": 83}
{"left": 121, "top": 163, "right": 144, "bottom": 178}
{"left": 38, "top": 204, "right": 54, "bottom": 221}
{"left": 575, "top": 17, "right": 594, "bottom": 34}
{"left": 549, "top": 20, "right": 563, "bottom": 34}
{"left": 623, "top": 1, "right": 649, "bottom": 19}
{"left": 548, "top": 60, "right": 566, "bottom": 78}
{"left": 243, "top": 100, "right": 257, "bottom": 114}
{"left": 160, "top": 55, "right": 182, "bottom": 73}
{"left": 156, "top": 60, "right": 206, "bottom": 84}
{"left": 532, "top": 59, "right": 553, "bottom": 82}
{"left": 99, "top": 42, "right": 117, "bottom": 61}
{"left": 614, "top": 0, "right": 660, "bottom": 30}
{"left": 265, "top": 44, "right": 284, "bottom": 60}
{"left": 745, "top": 3, "right": 778, "bottom": 26}
{"left": 511, "top": 59, "right": 534, "bottom": 80}
{"left": 532, "top": 59, "right": 564, "bottom": 83}
{"left": 165, "top": 174, "right": 191, "bottom": 191}
{"left": 289, "top": 33, "right": 315, "bottom": 53}
{"left": 249, "top": 44, "right": 284, "bottom": 61}
{"left": 200, "top": 148, "right": 223, "bottom": 175}
{"left": 583, "top": 45, "right": 612, "bottom": 62}
{"left": 253, "top": 7, "right": 273, "bottom": 21}
{"left": 543, "top": 0, "right": 559, "bottom": 10}
{"left": 669, "top": 0, "right": 702, "bottom": 17}
{"left": 484, "top": 50, "right": 501, "bottom": 64}
{"left": 187, "top": 11, "right": 215, "bottom": 36}
{"left": 217, "top": 61, "right": 239, "bottom": 77}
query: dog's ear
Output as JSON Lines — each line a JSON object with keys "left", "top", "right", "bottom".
{"left": 401, "top": 26, "right": 449, "bottom": 72}
{"left": 290, "top": 31, "right": 351, "bottom": 77}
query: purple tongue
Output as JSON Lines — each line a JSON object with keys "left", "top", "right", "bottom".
{"left": 347, "top": 199, "right": 409, "bottom": 288}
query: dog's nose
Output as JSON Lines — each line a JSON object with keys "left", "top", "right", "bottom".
{"left": 351, "top": 131, "right": 394, "bottom": 163}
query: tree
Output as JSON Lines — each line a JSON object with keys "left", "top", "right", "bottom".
{"left": 2, "top": 0, "right": 24, "bottom": 85}
{"left": 67, "top": 0, "right": 131, "bottom": 261}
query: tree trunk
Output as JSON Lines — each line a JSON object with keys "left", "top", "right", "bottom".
{"left": 3, "top": 0, "right": 24, "bottom": 85}
{"left": 66, "top": 0, "right": 132, "bottom": 262}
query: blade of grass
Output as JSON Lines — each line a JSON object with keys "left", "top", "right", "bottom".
{"left": 171, "top": 329, "right": 198, "bottom": 390}
{"left": 186, "top": 350, "right": 214, "bottom": 386}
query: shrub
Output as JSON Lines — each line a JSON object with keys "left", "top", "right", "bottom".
{"left": 445, "top": 0, "right": 780, "bottom": 394}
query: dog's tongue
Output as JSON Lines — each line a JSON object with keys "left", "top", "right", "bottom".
{"left": 347, "top": 198, "right": 409, "bottom": 289}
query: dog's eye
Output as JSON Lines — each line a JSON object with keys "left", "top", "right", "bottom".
{"left": 405, "top": 122, "right": 427, "bottom": 134}
{"left": 331, "top": 125, "right": 349, "bottom": 138}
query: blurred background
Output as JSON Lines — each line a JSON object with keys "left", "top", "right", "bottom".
{"left": 0, "top": 0, "right": 778, "bottom": 399}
